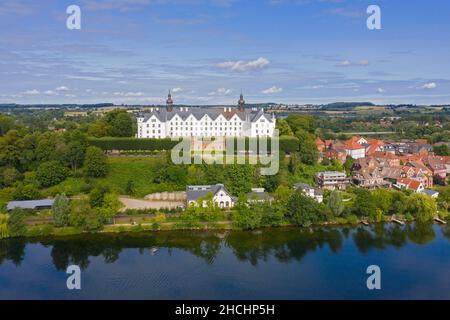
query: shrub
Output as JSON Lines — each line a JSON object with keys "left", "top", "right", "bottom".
{"left": 84, "top": 146, "right": 108, "bottom": 178}
{"left": 36, "top": 161, "right": 70, "bottom": 187}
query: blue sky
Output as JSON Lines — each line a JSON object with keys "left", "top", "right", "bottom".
{"left": 0, "top": 0, "right": 449, "bottom": 105}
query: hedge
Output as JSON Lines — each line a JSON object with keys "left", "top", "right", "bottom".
{"left": 88, "top": 137, "right": 180, "bottom": 151}
{"left": 88, "top": 135, "right": 299, "bottom": 154}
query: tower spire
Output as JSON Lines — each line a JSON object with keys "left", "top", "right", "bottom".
{"left": 238, "top": 91, "right": 245, "bottom": 112}
{"left": 166, "top": 90, "right": 173, "bottom": 112}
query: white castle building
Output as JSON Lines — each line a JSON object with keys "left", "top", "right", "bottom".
{"left": 137, "top": 92, "right": 276, "bottom": 138}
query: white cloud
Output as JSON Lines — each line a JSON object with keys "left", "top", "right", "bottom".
{"left": 208, "top": 87, "right": 232, "bottom": 96}
{"left": 65, "top": 94, "right": 76, "bottom": 98}
{"left": 422, "top": 82, "right": 437, "bottom": 89}
{"left": 336, "top": 59, "right": 369, "bottom": 67}
{"left": 377, "top": 88, "right": 385, "bottom": 93}
{"left": 24, "top": 89, "right": 39, "bottom": 95}
{"left": 261, "top": 86, "right": 283, "bottom": 94}
{"left": 113, "top": 91, "right": 145, "bottom": 97}
{"left": 301, "top": 85, "right": 324, "bottom": 89}
{"left": 45, "top": 90, "right": 57, "bottom": 95}
{"left": 216, "top": 57, "right": 270, "bottom": 72}
{"left": 171, "top": 87, "right": 182, "bottom": 93}
{"left": 56, "top": 86, "right": 69, "bottom": 91}
{"left": 337, "top": 60, "right": 351, "bottom": 66}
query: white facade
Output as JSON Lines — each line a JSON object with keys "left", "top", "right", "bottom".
{"left": 346, "top": 148, "right": 366, "bottom": 159}
{"left": 137, "top": 94, "right": 276, "bottom": 139}
{"left": 186, "top": 184, "right": 235, "bottom": 208}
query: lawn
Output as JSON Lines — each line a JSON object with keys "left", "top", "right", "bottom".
{"left": 98, "top": 156, "right": 174, "bottom": 197}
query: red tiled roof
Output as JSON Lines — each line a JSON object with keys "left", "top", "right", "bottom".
{"left": 397, "top": 178, "right": 422, "bottom": 191}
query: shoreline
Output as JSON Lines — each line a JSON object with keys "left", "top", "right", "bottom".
{"left": 12, "top": 215, "right": 447, "bottom": 240}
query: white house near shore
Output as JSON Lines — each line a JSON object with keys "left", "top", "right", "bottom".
{"left": 137, "top": 93, "right": 276, "bottom": 139}
{"left": 186, "top": 184, "right": 236, "bottom": 208}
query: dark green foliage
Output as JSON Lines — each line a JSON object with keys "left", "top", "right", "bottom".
{"left": 352, "top": 188, "right": 377, "bottom": 217}
{"left": 232, "top": 194, "right": 262, "bottom": 230}
{"left": 36, "top": 161, "right": 70, "bottom": 187}
{"left": 84, "top": 146, "right": 108, "bottom": 178}
{"left": 7, "top": 209, "right": 27, "bottom": 237}
{"left": 52, "top": 194, "right": 70, "bottom": 227}
{"left": 12, "top": 183, "right": 41, "bottom": 200}
{"left": 88, "top": 136, "right": 300, "bottom": 154}
{"left": 285, "top": 191, "right": 326, "bottom": 227}
{"left": 433, "top": 144, "right": 450, "bottom": 156}
{"left": 104, "top": 110, "right": 135, "bottom": 137}
{"left": 89, "top": 184, "right": 110, "bottom": 208}
{"left": 125, "top": 180, "right": 135, "bottom": 195}
{"left": 88, "top": 137, "right": 180, "bottom": 151}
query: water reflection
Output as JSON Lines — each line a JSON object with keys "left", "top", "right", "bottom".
{"left": 0, "top": 223, "right": 447, "bottom": 271}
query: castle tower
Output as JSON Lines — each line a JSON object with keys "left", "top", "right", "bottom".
{"left": 237, "top": 92, "right": 245, "bottom": 112}
{"left": 166, "top": 90, "right": 173, "bottom": 112}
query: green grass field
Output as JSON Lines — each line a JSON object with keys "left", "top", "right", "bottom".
{"left": 98, "top": 156, "right": 175, "bottom": 197}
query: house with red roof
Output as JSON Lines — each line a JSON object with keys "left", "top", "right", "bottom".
{"left": 344, "top": 137, "right": 366, "bottom": 159}
{"left": 394, "top": 178, "right": 425, "bottom": 193}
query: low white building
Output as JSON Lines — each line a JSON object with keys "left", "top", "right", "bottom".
{"left": 137, "top": 93, "right": 276, "bottom": 139}
{"left": 186, "top": 184, "right": 236, "bottom": 208}
{"left": 293, "top": 182, "right": 323, "bottom": 203}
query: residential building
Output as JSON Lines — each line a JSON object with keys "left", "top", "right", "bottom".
{"left": 246, "top": 188, "right": 273, "bottom": 203}
{"left": 186, "top": 184, "right": 236, "bottom": 208}
{"left": 7, "top": 199, "right": 55, "bottom": 211}
{"left": 394, "top": 178, "right": 424, "bottom": 193}
{"left": 137, "top": 93, "right": 276, "bottom": 138}
{"left": 293, "top": 182, "right": 323, "bottom": 202}
{"left": 316, "top": 171, "right": 351, "bottom": 190}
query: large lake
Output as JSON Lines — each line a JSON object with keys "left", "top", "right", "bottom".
{"left": 0, "top": 223, "right": 449, "bottom": 299}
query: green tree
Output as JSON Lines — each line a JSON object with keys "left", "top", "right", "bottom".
{"left": 225, "top": 164, "right": 253, "bottom": 195}
{"left": 84, "top": 146, "right": 108, "bottom": 178}
{"left": 0, "top": 213, "right": 9, "bottom": 239}
{"left": 285, "top": 190, "right": 325, "bottom": 227}
{"left": 12, "top": 183, "right": 41, "bottom": 200}
{"left": 328, "top": 190, "right": 344, "bottom": 217}
{"left": 433, "top": 144, "right": 450, "bottom": 156}
{"left": 36, "top": 161, "right": 70, "bottom": 187}
{"left": 276, "top": 118, "right": 293, "bottom": 136}
{"left": 344, "top": 156, "right": 354, "bottom": 175}
{"left": 407, "top": 193, "right": 437, "bottom": 222}
{"left": 0, "top": 167, "right": 21, "bottom": 187}
{"left": 70, "top": 199, "right": 104, "bottom": 231}
{"left": 232, "top": 194, "right": 262, "bottom": 230}
{"left": 88, "top": 120, "right": 109, "bottom": 138}
{"left": 0, "top": 113, "right": 15, "bottom": 136}
{"left": 7, "top": 209, "right": 27, "bottom": 237}
{"left": 352, "top": 188, "right": 377, "bottom": 217}
{"left": 63, "top": 141, "right": 85, "bottom": 171}
{"left": 97, "top": 193, "right": 123, "bottom": 222}
{"left": 125, "top": 180, "right": 135, "bottom": 195}
{"left": 105, "top": 110, "right": 135, "bottom": 137}
{"left": 0, "top": 130, "right": 26, "bottom": 168}
{"left": 89, "top": 184, "right": 110, "bottom": 208}
{"left": 372, "top": 189, "right": 393, "bottom": 214}
{"left": 52, "top": 193, "right": 70, "bottom": 227}
{"left": 295, "top": 130, "right": 318, "bottom": 165}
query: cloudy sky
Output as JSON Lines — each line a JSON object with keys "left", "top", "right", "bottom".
{"left": 0, "top": 0, "right": 449, "bottom": 105}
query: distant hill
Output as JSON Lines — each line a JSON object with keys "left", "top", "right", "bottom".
{"left": 321, "top": 102, "right": 375, "bottom": 110}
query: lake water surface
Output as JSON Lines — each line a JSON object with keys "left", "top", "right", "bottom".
{"left": 1, "top": 223, "right": 449, "bottom": 299}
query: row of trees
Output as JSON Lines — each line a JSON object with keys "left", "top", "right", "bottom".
{"left": 231, "top": 186, "right": 440, "bottom": 230}
{"left": 0, "top": 112, "right": 109, "bottom": 203}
